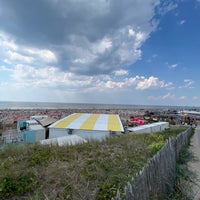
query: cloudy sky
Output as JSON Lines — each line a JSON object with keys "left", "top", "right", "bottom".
{"left": 0, "top": 0, "right": 199, "bottom": 106}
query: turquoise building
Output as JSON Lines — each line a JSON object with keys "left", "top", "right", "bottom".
{"left": 18, "top": 119, "right": 45, "bottom": 143}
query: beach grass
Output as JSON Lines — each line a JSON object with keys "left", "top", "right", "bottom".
{"left": 0, "top": 127, "right": 187, "bottom": 200}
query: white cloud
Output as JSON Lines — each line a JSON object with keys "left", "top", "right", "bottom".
{"left": 96, "top": 75, "right": 172, "bottom": 91}
{"left": 0, "top": 0, "right": 168, "bottom": 75}
{"left": 135, "top": 76, "right": 170, "bottom": 90}
{"left": 25, "top": 48, "right": 57, "bottom": 63}
{"left": 113, "top": 69, "right": 128, "bottom": 76}
{"left": 0, "top": 1, "right": 188, "bottom": 104}
{"left": 0, "top": 65, "right": 12, "bottom": 71}
{"left": 179, "top": 20, "right": 186, "bottom": 25}
{"left": 179, "top": 79, "right": 195, "bottom": 89}
{"left": 6, "top": 64, "right": 172, "bottom": 93}
{"left": 10, "top": 64, "right": 92, "bottom": 88}
{"left": 7, "top": 50, "right": 34, "bottom": 64}
{"left": 0, "top": 82, "right": 9, "bottom": 87}
{"left": 158, "top": 1, "right": 178, "bottom": 15}
{"left": 91, "top": 37, "right": 112, "bottom": 54}
{"left": 179, "top": 96, "right": 187, "bottom": 100}
{"left": 0, "top": 32, "right": 58, "bottom": 67}
{"left": 169, "top": 63, "right": 178, "bottom": 69}
{"left": 147, "top": 54, "right": 158, "bottom": 62}
{"left": 193, "top": 96, "right": 199, "bottom": 100}
{"left": 128, "top": 28, "right": 136, "bottom": 37}
{"left": 184, "top": 79, "right": 194, "bottom": 86}
{"left": 148, "top": 93, "right": 176, "bottom": 101}
{"left": 2, "top": 40, "right": 18, "bottom": 51}
{"left": 104, "top": 81, "right": 124, "bottom": 89}
{"left": 162, "top": 93, "right": 176, "bottom": 100}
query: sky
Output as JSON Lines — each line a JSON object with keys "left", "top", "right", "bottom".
{"left": 0, "top": 0, "right": 200, "bottom": 106}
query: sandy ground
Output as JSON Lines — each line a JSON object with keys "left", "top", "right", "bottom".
{"left": 188, "top": 126, "right": 200, "bottom": 200}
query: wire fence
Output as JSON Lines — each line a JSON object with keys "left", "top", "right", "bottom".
{"left": 0, "top": 130, "right": 19, "bottom": 147}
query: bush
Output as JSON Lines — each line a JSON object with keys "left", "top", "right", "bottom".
{"left": 147, "top": 141, "right": 165, "bottom": 154}
{"left": 0, "top": 172, "right": 39, "bottom": 198}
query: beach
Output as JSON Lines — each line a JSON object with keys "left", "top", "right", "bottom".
{"left": 0, "top": 107, "right": 164, "bottom": 134}
{"left": 0, "top": 107, "right": 145, "bottom": 125}
{"left": 0, "top": 105, "right": 199, "bottom": 138}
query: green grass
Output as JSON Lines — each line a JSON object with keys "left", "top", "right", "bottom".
{"left": 0, "top": 127, "right": 187, "bottom": 200}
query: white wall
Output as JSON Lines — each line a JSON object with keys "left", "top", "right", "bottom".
{"left": 49, "top": 128, "right": 69, "bottom": 139}
{"left": 128, "top": 122, "right": 169, "bottom": 134}
{"left": 130, "top": 126, "right": 151, "bottom": 134}
{"left": 73, "top": 129, "right": 110, "bottom": 141}
{"left": 49, "top": 128, "right": 122, "bottom": 141}
{"left": 35, "top": 129, "right": 45, "bottom": 142}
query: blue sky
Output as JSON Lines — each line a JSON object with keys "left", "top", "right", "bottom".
{"left": 0, "top": 0, "right": 199, "bottom": 106}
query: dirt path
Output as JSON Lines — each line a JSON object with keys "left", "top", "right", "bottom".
{"left": 188, "top": 126, "right": 200, "bottom": 199}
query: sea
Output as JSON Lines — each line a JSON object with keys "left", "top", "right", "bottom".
{"left": 0, "top": 101, "right": 196, "bottom": 110}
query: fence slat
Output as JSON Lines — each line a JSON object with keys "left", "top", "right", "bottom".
{"left": 113, "top": 127, "right": 193, "bottom": 200}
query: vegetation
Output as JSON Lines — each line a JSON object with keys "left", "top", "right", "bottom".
{"left": 0, "top": 127, "right": 187, "bottom": 200}
{"left": 166, "top": 133, "right": 196, "bottom": 200}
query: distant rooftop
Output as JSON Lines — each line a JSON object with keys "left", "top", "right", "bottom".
{"left": 179, "top": 110, "right": 200, "bottom": 115}
{"left": 39, "top": 117, "right": 57, "bottom": 127}
{"left": 49, "top": 113, "right": 124, "bottom": 132}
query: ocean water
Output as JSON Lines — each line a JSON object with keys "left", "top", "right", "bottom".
{"left": 0, "top": 101, "right": 143, "bottom": 110}
{"left": 0, "top": 101, "right": 193, "bottom": 110}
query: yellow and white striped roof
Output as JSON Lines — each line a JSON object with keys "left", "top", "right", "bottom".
{"left": 49, "top": 113, "right": 124, "bottom": 132}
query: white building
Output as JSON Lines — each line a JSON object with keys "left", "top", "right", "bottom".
{"left": 30, "top": 115, "right": 48, "bottom": 121}
{"left": 48, "top": 113, "right": 124, "bottom": 141}
{"left": 128, "top": 122, "right": 169, "bottom": 134}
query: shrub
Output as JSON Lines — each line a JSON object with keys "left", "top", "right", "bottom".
{"left": 148, "top": 141, "right": 165, "bottom": 154}
{"left": 0, "top": 172, "right": 39, "bottom": 198}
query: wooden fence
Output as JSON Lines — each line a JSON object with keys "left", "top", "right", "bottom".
{"left": 112, "top": 127, "right": 193, "bottom": 200}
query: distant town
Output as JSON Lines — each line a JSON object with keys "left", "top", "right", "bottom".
{"left": 0, "top": 107, "right": 199, "bottom": 146}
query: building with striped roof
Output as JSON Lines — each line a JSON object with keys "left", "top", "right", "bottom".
{"left": 48, "top": 113, "right": 124, "bottom": 140}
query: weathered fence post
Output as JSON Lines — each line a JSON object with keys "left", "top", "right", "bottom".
{"left": 113, "top": 127, "right": 193, "bottom": 200}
